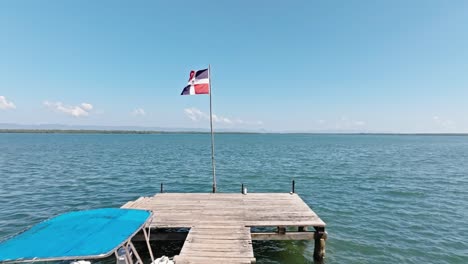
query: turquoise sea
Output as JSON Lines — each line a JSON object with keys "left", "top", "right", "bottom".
{"left": 0, "top": 133, "right": 467, "bottom": 263}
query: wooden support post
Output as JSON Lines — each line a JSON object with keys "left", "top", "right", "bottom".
{"left": 313, "top": 227, "right": 326, "bottom": 261}
{"left": 277, "top": 226, "right": 286, "bottom": 234}
{"left": 292, "top": 180, "right": 295, "bottom": 193}
{"left": 160, "top": 183, "right": 164, "bottom": 193}
{"left": 251, "top": 231, "right": 314, "bottom": 240}
{"left": 241, "top": 183, "right": 244, "bottom": 194}
{"left": 298, "top": 226, "right": 307, "bottom": 232}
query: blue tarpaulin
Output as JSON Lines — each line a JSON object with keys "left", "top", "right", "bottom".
{"left": 0, "top": 208, "right": 151, "bottom": 262}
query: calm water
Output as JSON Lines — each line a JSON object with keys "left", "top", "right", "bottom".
{"left": 0, "top": 134, "right": 467, "bottom": 263}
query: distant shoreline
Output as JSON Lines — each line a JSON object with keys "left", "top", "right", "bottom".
{"left": 0, "top": 129, "right": 467, "bottom": 136}
{"left": 0, "top": 129, "right": 257, "bottom": 134}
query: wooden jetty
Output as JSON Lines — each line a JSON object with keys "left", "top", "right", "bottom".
{"left": 122, "top": 193, "right": 327, "bottom": 263}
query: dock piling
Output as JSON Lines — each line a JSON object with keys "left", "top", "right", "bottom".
{"left": 313, "top": 226, "right": 327, "bottom": 262}
{"left": 277, "top": 226, "right": 286, "bottom": 234}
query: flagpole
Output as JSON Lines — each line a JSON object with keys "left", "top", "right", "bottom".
{"left": 209, "top": 64, "right": 217, "bottom": 193}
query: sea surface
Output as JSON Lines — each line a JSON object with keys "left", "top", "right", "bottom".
{"left": 0, "top": 133, "right": 467, "bottom": 263}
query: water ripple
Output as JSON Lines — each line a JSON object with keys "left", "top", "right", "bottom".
{"left": 0, "top": 134, "right": 467, "bottom": 263}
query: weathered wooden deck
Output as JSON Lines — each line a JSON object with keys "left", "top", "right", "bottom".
{"left": 122, "top": 193, "right": 326, "bottom": 263}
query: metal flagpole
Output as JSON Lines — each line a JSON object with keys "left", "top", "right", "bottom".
{"left": 209, "top": 64, "right": 217, "bottom": 193}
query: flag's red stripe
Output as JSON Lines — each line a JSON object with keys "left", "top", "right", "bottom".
{"left": 194, "top": 84, "right": 209, "bottom": 94}
{"left": 188, "top": 71, "right": 195, "bottom": 81}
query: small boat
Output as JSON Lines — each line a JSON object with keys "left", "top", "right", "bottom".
{"left": 0, "top": 208, "right": 173, "bottom": 264}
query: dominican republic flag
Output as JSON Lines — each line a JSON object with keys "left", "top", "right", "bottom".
{"left": 180, "top": 68, "right": 210, "bottom": 95}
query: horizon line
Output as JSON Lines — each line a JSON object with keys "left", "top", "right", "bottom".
{"left": 0, "top": 129, "right": 467, "bottom": 136}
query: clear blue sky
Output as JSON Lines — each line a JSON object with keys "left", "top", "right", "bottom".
{"left": 1, "top": 0, "right": 467, "bottom": 132}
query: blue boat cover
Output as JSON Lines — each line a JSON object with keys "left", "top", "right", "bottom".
{"left": 0, "top": 208, "right": 151, "bottom": 262}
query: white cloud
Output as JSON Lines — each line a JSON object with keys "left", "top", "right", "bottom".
{"left": 184, "top": 107, "right": 262, "bottom": 126}
{"left": 44, "top": 101, "right": 93, "bottom": 117}
{"left": 354, "top": 121, "right": 366, "bottom": 126}
{"left": 132, "top": 108, "right": 146, "bottom": 116}
{"left": 81, "top": 103, "right": 93, "bottom": 111}
{"left": 184, "top": 107, "right": 206, "bottom": 121}
{"left": 212, "top": 114, "right": 233, "bottom": 124}
{"left": 433, "top": 115, "right": 455, "bottom": 130}
{"left": 330, "top": 116, "right": 367, "bottom": 130}
{"left": 0, "top": 96, "right": 16, "bottom": 110}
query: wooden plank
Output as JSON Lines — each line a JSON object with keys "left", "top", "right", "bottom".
{"left": 180, "top": 252, "right": 253, "bottom": 259}
{"left": 173, "top": 256, "right": 254, "bottom": 264}
{"left": 251, "top": 232, "right": 315, "bottom": 240}
{"left": 186, "top": 227, "right": 250, "bottom": 236}
{"left": 184, "top": 238, "right": 252, "bottom": 245}
{"left": 187, "top": 225, "right": 249, "bottom": 229}
{"left": 124, "top": 196, "right": 147, "bottom": 206}
{"left": 180, "top": 243, "right": 251, "bottom": 250}
{"left": 180, "top": 248, "right": 253, "bottom": 255}
{"left": 123, "top": 192, "right": 326, "bottom": 262}
{"left": 187, "top": 234, "right": 251, "bottom": 240}
{"left": 244, "top": 220, "right": 325, "bottom": 227}
{"left": 121, "top": 201, "right": 134, "bottom": 208}
{"left": 132, "top": 231, "right": 188, "bottom": 241}
{"left": 177, "top": 226, "right": 254, "bottom": 263}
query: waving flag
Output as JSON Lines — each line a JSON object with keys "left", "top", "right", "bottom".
{"left": 180, "top": 68, "right": 210, "bottom": 95}
{"left": 179, "top": 65, "right": 217, "bottom": 193}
